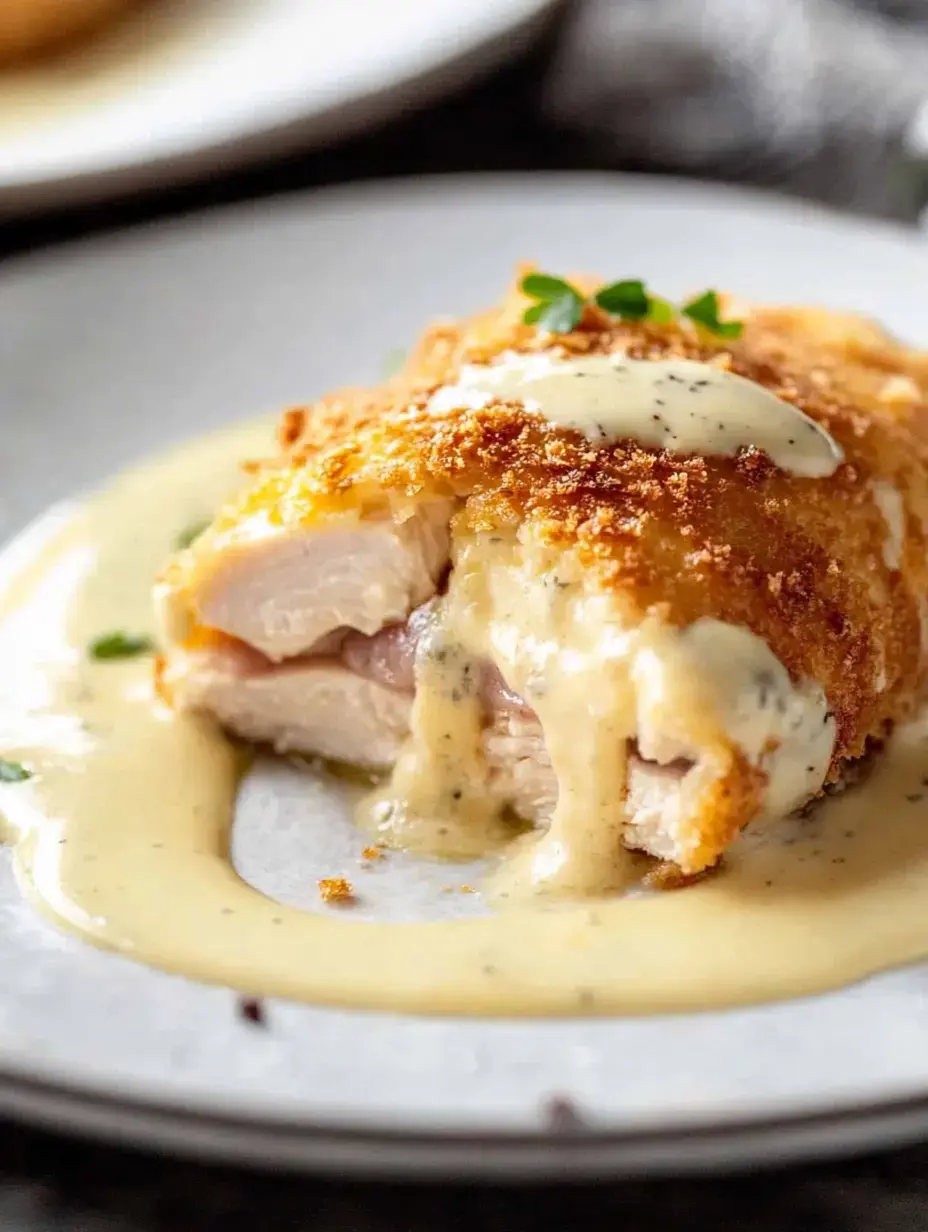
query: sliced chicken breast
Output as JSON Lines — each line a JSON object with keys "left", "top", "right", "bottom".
{"left": 157, "top": 501, "right": 452, "bottom": 662}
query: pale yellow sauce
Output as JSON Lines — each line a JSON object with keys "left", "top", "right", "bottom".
{"left": 363, "top": 532, "right": 835, "bottom": 897}
{"left": 429, "top": 354, "right": 844, "bottom": 478}
{"left": 4, "top": 420, "right": 928, "bottom": 1016}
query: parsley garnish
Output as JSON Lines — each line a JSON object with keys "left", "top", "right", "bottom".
{"left": 0, "top": 759, "right": 31, "bottom": 783}
{"left": 681, "top": 289, "right": 743, "bottom": 338}
{"left": 521, "top": 272, "right": 743, "bottom": 339}
{"left": 593, "top": 279, "right": 650, "bottom": 320}
{"left": 644, "top": 296, "right": 677, "bottom": 325}
{"left": 594, "top": 280, "right": 680, "bottom": 326}
{"left": 174, "top": 519, "right": 211, "bottom": 550}
{"left": 89, "top": 632, "right": 155, "bottom": 661}
{"left": 520, "top": 273, "right": 585, "bottom": 333}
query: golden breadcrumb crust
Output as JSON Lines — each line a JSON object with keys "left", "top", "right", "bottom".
{"left": 186, "top": 270, "right": 928, "bottom": 867}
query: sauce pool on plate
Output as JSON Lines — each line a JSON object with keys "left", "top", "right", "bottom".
{"left": 1, "top": 417, "right": 928, "bottom": 1016}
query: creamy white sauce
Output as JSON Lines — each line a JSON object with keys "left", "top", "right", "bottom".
{"left": 3, "top": 419, "right": 928, "bottom": 1019}
{"left": 676, "top": 620, "right": 834, "bottom": 815}
{"left": 872, "top": 480, "right": 905, "bottom": 570}
{"left": 429, "top": 354, "right": 844, "bottom": 478}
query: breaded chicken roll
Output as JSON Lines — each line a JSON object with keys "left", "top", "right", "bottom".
{"left": 154, "top": 271, "right": 928, "bottom": 892}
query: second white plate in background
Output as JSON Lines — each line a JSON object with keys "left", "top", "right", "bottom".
{"left": 0, "top": 0, "right": 558, "bottom": 215}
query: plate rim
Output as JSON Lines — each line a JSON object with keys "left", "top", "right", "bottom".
{"left": 7, "top": 1055, "right": 928, "bottom": 1178}
{"left": 2, "top": 168, "right": 923, "bottom": 274}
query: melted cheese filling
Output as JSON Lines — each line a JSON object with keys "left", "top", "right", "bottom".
{"left": 362, "top": 531, "right": 835, "bottom": 894}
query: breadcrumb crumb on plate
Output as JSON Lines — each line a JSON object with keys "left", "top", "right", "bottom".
{"left": 317, "top": 877, "right": 356, "bottom": 905}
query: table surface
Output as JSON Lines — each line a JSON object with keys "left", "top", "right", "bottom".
{"left": 4, "top": 39, "right": 928, "bottom": 1232}
{"left": 6, "top": 1115, "right": 928, "bottom": 1232}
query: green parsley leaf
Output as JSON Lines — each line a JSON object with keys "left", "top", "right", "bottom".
{"left": 521, "top": 271, "right": 744, "bottom": 340}
{"left": 593, "top": 280, "right": 678, "bottom": 326}
{"left": 594, "top": 279, "right": 650, "bottom": 320}
{"left": 0, "top": 758, "right": 32, "bottom": 783}
{"left": 174, "top": 519, "right": 211, "bottom": 551}
{"left": 646, "top": 296, "right": 676, "bottom": 325}
{"left": 681, "top": 290, "right": 743, "bottom": 339}
{"left": 521, "top": 273, "right": 582, "bottom": 300}
{"left": 89, "top": 632, "right": 156, "bottom": 661}
{"left": 524, "top": 293, "right": 584, "bottom": 333}
{"left": 520, "top": 273, "right": 585, "bottom": 333}
{"left": 382, "top": 348, "right": 407, "bottom": 378}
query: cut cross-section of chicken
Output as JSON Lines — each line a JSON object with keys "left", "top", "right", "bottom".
{"left": 483, "top": 712, "right": 555, "bottom": 822}
{"left": 162, "top": 555, "right": 835, "bottom": 885}
{"left": 161, "top": 638, "right": 411, "bottom": 768}
{"left": 156, "top": 501, "right": 452, "bottom": 662}
{"left": 377, "top": 530, "right": 835, "bottom": 889}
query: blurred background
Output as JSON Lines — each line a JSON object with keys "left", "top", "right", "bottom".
{"left": 5, "top": 0, "right": 928, "bottom": 259}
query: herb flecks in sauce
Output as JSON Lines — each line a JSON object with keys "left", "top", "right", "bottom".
{"left": 89, "top": 632, "right": 155, "bottom": 661}
{"left": 0, "top": 759, "right": 32, "bottom": 783}
{"left": 174, "top": 519, "right": 211, "bottom": 550}
{"left": 521, "top": 273, "right": 744, "bottom": 339}
{"left": 429, "top": 354, "right": 843, "bottom": 478}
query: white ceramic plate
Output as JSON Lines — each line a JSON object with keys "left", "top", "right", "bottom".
{"left": 0, "top": 0, "right": 556, "bottom": 216}
{"left": 6, "top": 174, "right": 928, "bottom": 1178}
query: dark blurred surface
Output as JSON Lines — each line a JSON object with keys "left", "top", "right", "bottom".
{"left": 6, "top": 1113, "right": 928, "bottom": 1232}
{"left": 4, "top": 31, "right": 928, "bottom": 1232}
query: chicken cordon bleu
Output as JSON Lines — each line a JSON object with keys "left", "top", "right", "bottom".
{"left": 155, "top": 271, "right": 928, "bottom": 893}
